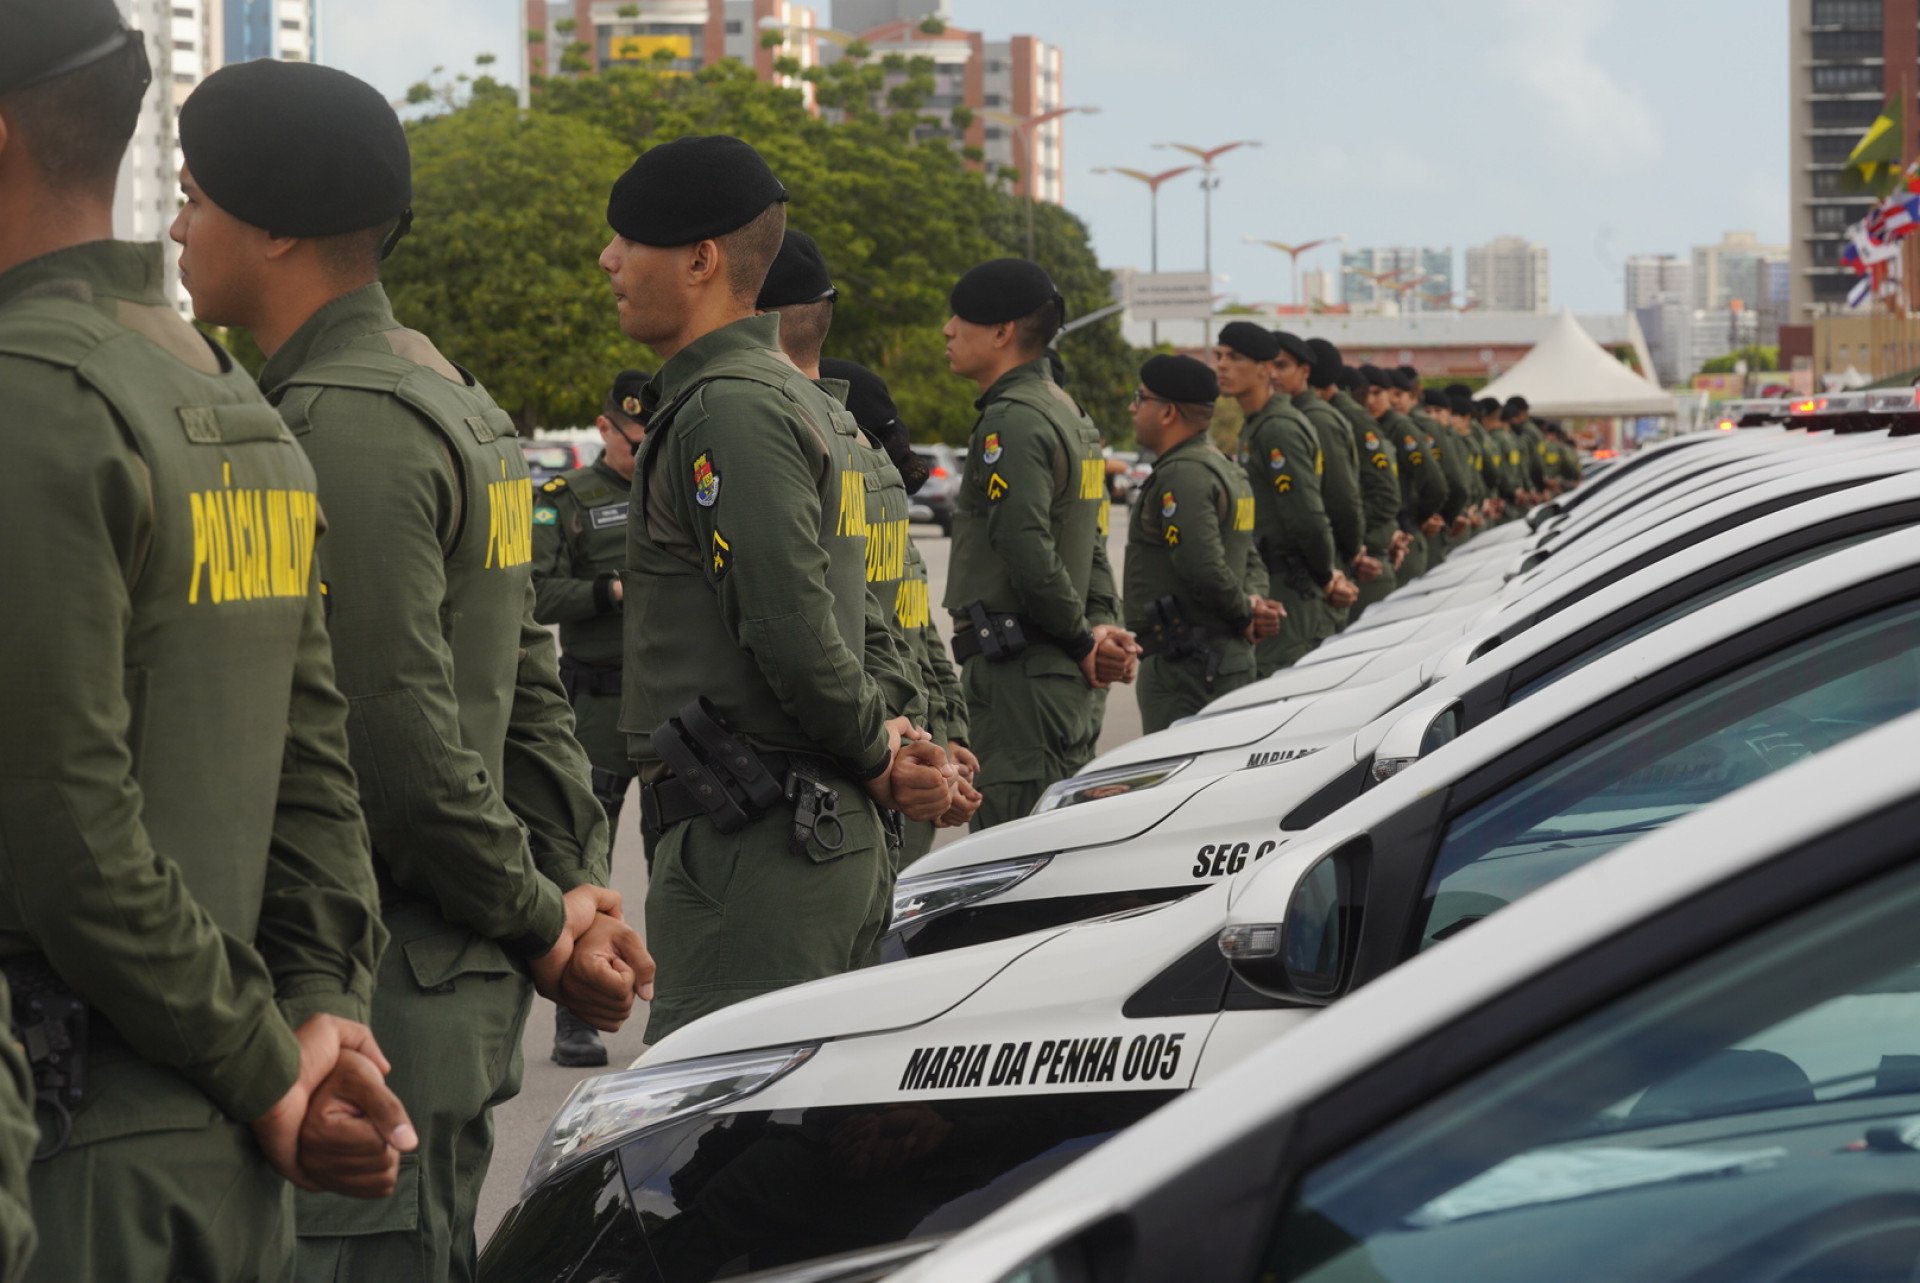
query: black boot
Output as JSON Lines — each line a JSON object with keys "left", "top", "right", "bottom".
{"left": 552, "top": 1007, "right": 608, "bottom": 1067}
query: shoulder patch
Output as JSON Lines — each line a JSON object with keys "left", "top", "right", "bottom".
{"left": 1159, "top": 490, "right": 1178, "bottom": 519}
{"left": 987, "top": 471, "right": 1010, "bottom": 503}
{"left": 532, "top": 505, "right": 557, "bottom": 526}
{"left": 542, "top": 477, "right": 567, "bottom": 494}
{"left": 1273, "top": 473, "right": 1293, "bottom": 495}
{"left": 693, "top": 450, "right": 720, "bottom": 507}
{"left": 981, "top": 431, "right": 1004, "bottom": 465}
{"left": 711, "top": 530, "right": 732, "bottom": 579}
{"left": 1268, "top": 447, "right": 1286, "bottom": 472}
{"left": 1164, "top": 523, "right": 1181, "bottom": 548}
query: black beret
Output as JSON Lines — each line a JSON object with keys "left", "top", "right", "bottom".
{"left": 1443, "top": 382, "right": 1474, "bottom": 399}
{"left": 1272, "top": 331, "right": 1314, "bottom": 366}
{"left": 1421, "top": 389, "right": 1446, "bottom": 409}
{"left": 756, "top": 229, "right": 835, "bottom": 310}
{"left": 1357, "top": 363, "right": 1390, "bottom": 389}
{"left": 1304, "top": 338, "right": 1343, "bottom": 386}
{"left": 1391, "top": 368, "right": 1421, "bottom": 393}
{"left": 818, "top": 357, "right": 929, "bottom": 493}
{"left": 181, "top": 61, "right": 410, "bottom": 238}
{"left": 0, "top": 0, "right": 138, "bottom": 94}
{"left": 1217, "top": 320, "right": 1281, "bottom": 363}
{"left": 1140, "top": 354, "right": 1219, "bottom": 405}
{"left": 603, "top": 369, "right": 651, "bottom": 424}
{"left": 1504, "top": 396, "right": 1531, "bottom": 416}
{"left": 608, "top": 135, "right": 788, "bottom": 247}
{"left": 1448, "top": 393, "right": 1474, "bottom": 417}
{"left": 1336, "top": 365, "right": 1361, "bottom": 392}
{"left": 1476, "top": 397, "right": 1501, "bottom": 416}
{"left": 950, "top": 259, "right": 1063, "bottom": 326}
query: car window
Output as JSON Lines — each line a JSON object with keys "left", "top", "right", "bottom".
{"left": 1267, "top": 853, "right": 1920, "bottom": 1283}
{"left": 1417, "top": 596, "right": 1920, "bottom": 950}
{"left": 1509, "top": 525, "right": 1901, "bottom": 703}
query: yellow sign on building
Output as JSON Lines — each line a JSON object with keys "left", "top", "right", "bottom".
{"left": 610, "top": 34, "right": 693, "bottom": 62}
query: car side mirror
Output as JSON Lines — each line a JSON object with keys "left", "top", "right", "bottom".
{"left": 1371, "top": 700, "right": 1463, "bottom": 783}
{"left": 1219, "top": 845, "right": 1363, "bottom": 1004}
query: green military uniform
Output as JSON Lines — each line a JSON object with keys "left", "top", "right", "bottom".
{"left": 1382, "top": 407, "right": 1443, "bottom": 580}
{"left": 1485, "top": 421, "right": 1523, "bottom": 516}
{"left": 1331, "top": 389, "right": 1401, "bottom": 616}
{"left": 1294, "top": 389, "right": 1362, "bottom": 635}
{"left": 0, "top": 242, "right": 384, "bottom": 1283}
{"left": 943, "top": 357, "right": 1116, "bottom": 828}
{"left": 0, "top": 982, "right": 31, "bottom": 1283}
{"left": 1126, "top": 435, "right": 1266, "bottom": 732}
{"left": 1237, "top": 395, "right": 1335, "bottom": 675}
{"left": 1512, "top": 416, "right": 1550, "bottom": 496}
{"left": 1543, "top": 432, "right": 1583, "bottom": 485}
{"left": 900, "top": 537, "right": 967, "bottom": 867}
{"left": 624, "top": 313, "right": 897, "bottom": 1041}
{"left": 532, "top": 460, "right": 635, "bottom": 831}
{"left": 262, "top": 285, "right": 609, "bottom": 1283}
{"left": 1412, "top": 409, "right": 1468, "bottom": 566}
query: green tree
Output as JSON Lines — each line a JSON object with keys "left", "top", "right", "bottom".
{"left": 381, "top": 101, "right": 637, "bottom": 429}
{"left": 1699, "top": 344, "right": 1779, "bottom": 375}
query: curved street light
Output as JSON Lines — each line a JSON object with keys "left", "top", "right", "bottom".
{"left": 1246, "top": 233, "right": 1345, "bottom": 309}
{"left": 1094, "top": 165, "right": 1198, "bottom": 344}
{"left": 1156, "top": 141, "right": 1261, "bottom": 286}
{"left": 980, "top": 105, "right": 1101, "bottom": 258}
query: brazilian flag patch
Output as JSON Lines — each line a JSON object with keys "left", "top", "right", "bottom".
{"left": 533, "top": 505, "right": 557, "bottom": 526}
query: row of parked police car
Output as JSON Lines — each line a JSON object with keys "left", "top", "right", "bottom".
{"left": 483, "top": 389, "right": 1920, "bottom": 1283}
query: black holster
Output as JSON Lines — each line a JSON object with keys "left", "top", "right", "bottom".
{"left": 2, "top": 955, "right": 90, "bottom": 1162}
{"left": 644, "top": 700, "right": 850, "bottom": 856}
{"left": 952, "top": 602, "right": 1030, "bottom": 664}
{"left": 1257, "top": 541, "right": 1319, "bottom": 596}
{"left": 1140, "top": 596, "right": 1228, "bottom": 692}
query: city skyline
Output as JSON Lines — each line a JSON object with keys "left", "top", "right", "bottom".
{"left": 311, "top": 0, "right": 1787, "bottom": 313}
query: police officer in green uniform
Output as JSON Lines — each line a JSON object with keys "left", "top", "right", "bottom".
{"left": 822, "top": 358, "right": 980, "bottom": 865}
{"left": 1477, "top": 397, "right": 1521, "bottom": 520}
{"left": 1274, "top": 331, "right": 1363, "bottom": 635}
{"left": 531, "top": 369, "right": 651, "bottom": 1068}
{"left": 1125, "top": 356, "right": 1278, "bottom": 732}
{"left": 1407, "top": 378, "right": 1469, "bottom": 566}
{"left": 1323, "top": 355, "right": 1406, "bottom": 618}
{"left": 1368, "top": 365, "right": 1445, "bottom": 580}
{"left": 941, "top": 259, "right": 1134, "bottom": 828}
{"left": 173, "top": 61, "right": 649, "bottom": 1283}
{"left": 1218, "top": 323, "right": 1352, "bottom": 674}
{"left": 1543, "top": 422, "right": 1585, "bottom": 486}
{"left": 2, "top": 15, "right": 416, "bottom": 1279}
{"left": 604, "top": 136, "right": 955, "bottom": 1043}
{"left": 1505, "top": 397, "right": 1550, "bottom": 504}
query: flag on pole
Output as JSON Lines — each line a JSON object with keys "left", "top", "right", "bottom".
{"left": 1843, "top": 95, "right": 1906, "bottom": 195}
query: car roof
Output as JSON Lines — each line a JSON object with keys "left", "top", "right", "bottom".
{"left": 895, "top": 709, "right": 1920, "bottom": 1281}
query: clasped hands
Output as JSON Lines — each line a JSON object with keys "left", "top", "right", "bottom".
{"left": 1078, "top": 624, "right": 1141, "bottom": 691}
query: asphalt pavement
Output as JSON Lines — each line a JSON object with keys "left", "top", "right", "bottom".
{"left": 476, "top": 518, "right": 1141, "bottom": 1244}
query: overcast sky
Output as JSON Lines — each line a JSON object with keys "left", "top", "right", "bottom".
{"left": 322, "top": 0, "right": 1788, "bottom": 313}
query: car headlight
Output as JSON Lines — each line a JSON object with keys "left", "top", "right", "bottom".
{"left": 889, "top": 855, "right": 1052, "bottom": 934}
{"left": 1033, "top": 756, "right": 1193, "bottom": 813}
{"left": 522, "top": 1044, "right": 816, "bottom": 1196}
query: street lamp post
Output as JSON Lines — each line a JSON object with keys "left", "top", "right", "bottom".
{"left": 979, "top": 105, "right": 1102, "bottom": 259}
{"left": 1092, "top": 164, "right": 1196, "bottom": 345}
{"left": 1154, "top": 141, "right": 1260, "bottom": 290}
{"left": 1246, "top": 234, "right": 1345, "bottom": 309}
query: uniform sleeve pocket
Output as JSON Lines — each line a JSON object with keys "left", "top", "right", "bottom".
{"left": 400, "top": 930, "right": 519, "bottom": 993}
{"left": 295, "top": 1153, "right": 422, "bottom": 1236}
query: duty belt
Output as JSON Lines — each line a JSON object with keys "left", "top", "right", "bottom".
{"left": 951, "top": 604, "right": 1038, "bottom": 664}
{"left": 2, "top": 954, "right": 131, "bottom": 1160}
{"left": 1257, "top": 541, "right": 1320, "bottom": 596}
{"left": 559, "top": 655, "right": 623, "bottom": 698}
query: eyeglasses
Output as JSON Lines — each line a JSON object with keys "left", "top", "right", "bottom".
{"left": 1130, "top": 390, "right": 1174, "bottom": 409}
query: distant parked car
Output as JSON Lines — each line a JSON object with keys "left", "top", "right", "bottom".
{"left": 1105, "top": 450, "right": 1141, "bottom": 505}
{"left": 521, "top": 435, "right": 602, "bottom": 484}
{"left": 911, "top": 445, "right": 961, "bottom": 537}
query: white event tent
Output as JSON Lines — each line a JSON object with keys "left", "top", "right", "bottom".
{"left": 1478, "top": 309, "right": 1674, "bottom": 417}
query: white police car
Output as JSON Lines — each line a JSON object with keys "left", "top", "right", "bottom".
{"left": 887, "top": 709, "right": 1920, "bottom": 1283}
{"left": 476, "top": 527, "right": 1920, "bottom": 1283}
{"left": 876, "top": 466, "right": 1920, "bottom": 959}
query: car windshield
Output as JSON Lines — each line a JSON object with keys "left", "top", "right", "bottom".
{"left": 1417, "top": 596, "right": 1920, "bottom": 950}
{"left": 1267, "top": 853, "right": 1920, "bottom": 1283}
{"left": 1508, "top": 524, "right": 1903, "bottom": 704}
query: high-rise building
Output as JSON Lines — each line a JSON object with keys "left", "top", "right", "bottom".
{"left": 1465, "top": 235, "right": 1550, "bottom": 313}
{"left": 116, "top": 0, "right": 225, "bottom": 314}
{"left": 1301, "top": 267, "right": 1334, "bottom": 311}
{"left": 1692, "top": 230, "right": 1789, "bottom": 311}
{"left": 1788, "top": 0, "right": 1914, "bottom": 317}
{"left": 1339, "top": 246, "right": 1453, "bottom": 312}
{"left": 523, "top": 1, "right": 1072, "bottom": 204}
{"left": 1624, "top": 253, "right": 1691, "bottom": 314}
{"left": 981, "top": 36, "right": 1064, "bottom": 204}
{"left": 225, "top": 0, "right": 315, "bottom": 64}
